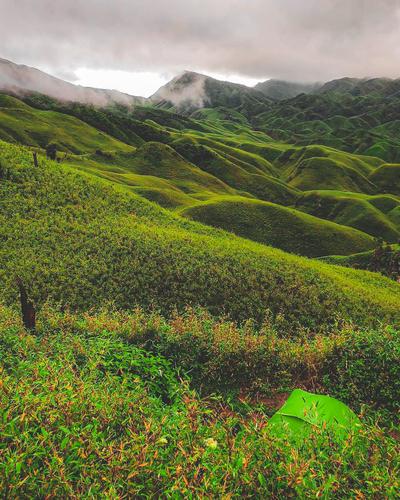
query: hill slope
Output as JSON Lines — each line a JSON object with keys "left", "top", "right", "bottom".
{"left": 255, "top": 79, "right": 321, "bottom": 100}
{"left": 296, "top": 191, "right": 400, "bottom": 242}
{"left": 1, "top": 140, "right": 400, "bottom": 332}
{"left": 151, "top": 71, "right": 271, "bottom": 116}
{"left": 180, "top": 197, "right": 375, "bottom": 257}
{"left": 0, "top": 94, "right": 133, "bottom": 154}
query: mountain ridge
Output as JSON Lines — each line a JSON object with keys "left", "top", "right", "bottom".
{"left": 0, "top": 57, "right": 146, "bottom": 107}
{"left": 2, "top": 57, "right": 400, "bottom": 112}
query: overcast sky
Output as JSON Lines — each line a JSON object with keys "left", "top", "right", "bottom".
{"left": 2, "top": 0, "right": 400, "bottom": 96}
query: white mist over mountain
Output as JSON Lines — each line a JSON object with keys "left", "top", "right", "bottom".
{"left": 62, "top": 69, "right": 263, "bottom": 99}
{"left": 0, "top": 58, "right": 146, "bottom": 106}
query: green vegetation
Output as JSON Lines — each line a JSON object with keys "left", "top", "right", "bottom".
{"left": 369, "top": 163, "right": 400, "bottom": 196}
{"left": 253, "top": 79, "right": 400, "bottom": 163}
{"left": 2, "top": 140, "right": 400, "bottom": 333}
{"left": 181, "top": 196, "right": 375, "bottom": 257}
{"left": 1, "top": 75, "right": 400, "bottom": 496}
{"left": 0, "top": 94, "right": 133, "bottom": 154}
{"left": 4, "top": 91, "right": 394, "bottom": 259}
{"left": 322, "top": 243, "right": 400, "bottom": 281}
{"left": 296, "top": 190, "right": 400, "bottom": 242}
{"left": 0, "top": 305, "right": 399, "bottom": 496}
{"left": 152, "top": 71, "right": 271, "bottom": 116}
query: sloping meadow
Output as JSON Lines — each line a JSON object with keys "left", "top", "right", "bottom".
{"left": 1, "top": 140, "right": 400, "bottom": 334}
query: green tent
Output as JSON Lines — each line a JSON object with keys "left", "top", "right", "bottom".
{"left": 268, "top": 389, "right": 361, "bottom": 441}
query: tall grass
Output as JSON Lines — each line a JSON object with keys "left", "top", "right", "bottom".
{"left": 0, "top": 304, "right": 399, "bottom": 497}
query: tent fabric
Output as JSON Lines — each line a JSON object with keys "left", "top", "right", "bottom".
{"left": 268, "top": 389, "right": 361, "bottom": 441}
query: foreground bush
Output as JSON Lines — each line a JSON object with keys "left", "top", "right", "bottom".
{"left": 322, "top": 327, "right": 400, "bottom": 413}
{"left": 0, "top": 306, "right": 399, "bottom": 497}
{"left": 41, "top": 305, "right": 400, "bottom": 414}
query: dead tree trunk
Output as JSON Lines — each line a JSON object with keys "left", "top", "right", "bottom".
{"left": 16, "top": 277, "right": 36, "bottom": 331}
{"left": 33, "top": 152, "right": 38, "bottom": 168}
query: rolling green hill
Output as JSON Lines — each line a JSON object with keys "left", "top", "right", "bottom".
{"left": 1, "top": 140, "right": 400, "bottom": 333}
{"left": 295, "top": 191, "right": 400, "bottom": 242}
{"left": 369, "top": 163, "right": 400, "bottom": 196}
{"left": 151, "top": 71, "right": 271, "bottom": 116}
{"left": 0, "top": 94, "right": 133, "bottom": 154}
{"left": 180, "top": 196, "right": 375, "bottom": 257}
{"left": 1, "top": 91, "right": 397, "bottom": 259}
{"left": 253, "top": 84, "right": 400, "bottom": 162}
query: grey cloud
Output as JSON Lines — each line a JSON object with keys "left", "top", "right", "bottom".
{"left": 1, "top": 0, "right": 400, "bottom": 82}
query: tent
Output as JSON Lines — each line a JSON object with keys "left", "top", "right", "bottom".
{"left": 268, "top": 389, "right": 361, "bottom": 441}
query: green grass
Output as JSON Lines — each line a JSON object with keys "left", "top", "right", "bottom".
{"left": 172, "top": 139, "right": 298, "bottom": 205}
{"left": 180, "top": 196, "right": 375, "bottom": 257}
{"left": 252, "top": 87, "right": 400, "bottom": 163}
{"left": 0, "top": 94, "right": 133, "bottom": 154}
{"left": 285, "top": 156, "right": 377, "bottom": 193}
{"left": 321, "top": 244, "right": 400, "bottom": 276}
{"left": 2, "top": 92, "right": 395, "bottom": 260}
{"left": 0, "top": 304, "right": 399, "bottom": 497}
{"left": 1, "top": 84, "right": 400, "bottom": 497}
{"left": 369, "top": 163, "right": 400, "bottom": 196}
{"left": 296, "top": 190, "right": 400, "bottom": 242}
{"left": 1, "top": 140, "right": 400, "bottom": 333}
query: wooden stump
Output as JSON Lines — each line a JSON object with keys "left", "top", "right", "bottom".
{"left": 33, "top": 152, "right": 38, "bottom": 168}
{"left": 16, "top": 277, "right": 36, "bottom": 332}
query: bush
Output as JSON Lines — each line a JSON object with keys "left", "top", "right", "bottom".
{"left": 321, "top": 327, "right": 400, "bottom": 413}
{"left": 0, "top": 306, "right": 399, "bottom": 497}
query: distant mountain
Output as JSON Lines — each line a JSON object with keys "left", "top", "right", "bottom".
{"left": 0, "top": 57, "right": 146, "bottom": 107}
{"left": 253, "top": 77, "right": 400, "bottom": 162}
{"left": 255, "top": 79, "right": 322, "bottom": 100}
{"left": 317, "top": 77, "right": 400, "bottom": 97}
{"left": 256, "top": 77, "right": 400, "bottom": 101}
{"left": 151, "top": 71, "right": 271, "bottom": 115}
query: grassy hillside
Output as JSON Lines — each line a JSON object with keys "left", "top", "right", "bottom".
{"left": 172, "top": 139, "right": 298, "bottom": 205}
{"left": 1, "top": 75, "right": 400, "bottom": 498}
{"left": 1, "top": 91, "right": 399, "bottom": 262}
{"left": 0, "top": 94, "right": 133, "bottom": 154}
{"left": 369, "top": 163, "right": 400, "bottom": 196}
{"left": 151, "top": 71, "right": 271, "bottom": 116}
{"left": 181, "top": 196, "right": 375, "bottom": 257}
{"left": 321, "top": 244, "right": 400, "bottom": 278}
{"left": 253, "top": 86, "right": 400, "bottom": 162}
{"left": 1, "top": 140, "right": 400, "bottom": 332}
{"left": 296, "top": 191, "right": 400, "bottom": 242}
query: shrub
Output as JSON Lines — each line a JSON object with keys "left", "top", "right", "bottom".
{"left": 321, "top": 327, "right": 400, "bottom": 413}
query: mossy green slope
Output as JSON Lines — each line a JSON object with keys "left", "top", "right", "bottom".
{"left": 0, "top": 92, "right": 398, "bottom": 258}
{"left": 172, "top": 140, "right": 298, "bottom": 205}
{"left": 296, "top": 191, "right": 400, "bottom": 242}
{"left": 1, "top": 140, "right": 400, "bottom": 332}
{"left": 285, "top": 157, "right": 376, "bottom": 193}
{"left": 180, "top": 196, "right": 375, "bottom": 257}
{"left": 320, "top": 245, "right": 400, "bottom": 273}
{"left": 127, "top": 142, "right": 236, "bottom": 196}
{"left": 0, "top": 94, "right": 132, "bottom": 154}
{"left": 369, "top": 164, "right": 400, "bottom": 196}
{"left": 252, "top": 86, "right": 400, "bottom": 163}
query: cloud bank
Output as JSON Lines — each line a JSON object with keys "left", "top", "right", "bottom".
{"left": 1, "top": 0, "right": 400, "bottom": 82}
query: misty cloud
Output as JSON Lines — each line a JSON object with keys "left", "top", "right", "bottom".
{"left": 1, "top": 0, "right": 400, "bottom": 82}
{"left": 0, "top": 58, "right": 145, "bottom": 106}
{"left": 152, "top": 72, "right": 208, "bottom": 108}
